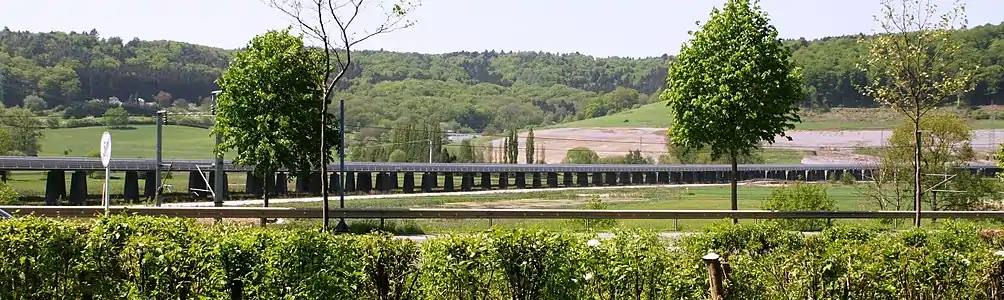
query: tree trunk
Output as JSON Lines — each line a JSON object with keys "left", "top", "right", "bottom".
{"left": 261, "top": 190, "right": 270, "bottom": 228}
{"left": 730, "top": 150, "right": 738, "bottom": 224}
{"left": 913, "top": 121, "right": 922, "bottom": 227}
{"left": 321, "top": 102, "right": 329, "bottom": 231}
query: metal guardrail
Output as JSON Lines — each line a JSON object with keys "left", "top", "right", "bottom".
{"left": 3, "top": 206, "right": 1004, "bottom": 220}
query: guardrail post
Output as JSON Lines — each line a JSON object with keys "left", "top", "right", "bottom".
{"left": 702, "top": 252, "right": 726, "bottom": 300}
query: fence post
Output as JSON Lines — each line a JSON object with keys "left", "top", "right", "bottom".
{"left": 703, "top": 252, "right": 726, "bottom": 300}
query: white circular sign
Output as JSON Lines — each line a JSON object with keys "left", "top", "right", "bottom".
{"left": 100, "top": 132, "right": 112, "bottom": 167}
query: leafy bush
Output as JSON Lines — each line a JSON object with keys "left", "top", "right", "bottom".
{"left": 840, "top": 171, "right": 856, "bottom": 185}
{"left": 761, "top": 181, "right": 837, "bottom": 231}
{"left": 6, "top": 216, "right": 1004, "bottom": 299}
{"left": 0, "top": 182, "right": 21, "bottom": 204}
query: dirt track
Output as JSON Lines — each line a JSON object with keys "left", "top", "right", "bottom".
{"left": 491, "top": 128, "right": 1004, "bottom": 164}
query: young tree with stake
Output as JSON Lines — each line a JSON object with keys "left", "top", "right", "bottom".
{"left": 268, "top": 0, "right": 419, "bottom": 231}
{"left": 859, "top": 0, "right": 975, "bottom": 227}
{"left": 661, "top": 0, "right": 803, "bottom": 223}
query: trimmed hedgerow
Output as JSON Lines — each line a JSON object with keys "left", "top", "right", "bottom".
{"left": 4, "top": 216, "right": 1004, "bottom": 299}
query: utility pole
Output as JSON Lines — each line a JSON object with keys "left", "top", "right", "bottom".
{"left": 211, "top": 90, "right": 224, "bottom": 207}
{"left": 428, "top": 139, "right": 433, "bottom": 163}
{"left": 334, "top": 96, "right": 348, "bottom": 232}
{"left": 155, "top": 110, "right": 166, "bottom": 206}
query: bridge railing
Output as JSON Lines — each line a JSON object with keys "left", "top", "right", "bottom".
{"left": 2, "top": 206, "right": 1004, "bottom": 220}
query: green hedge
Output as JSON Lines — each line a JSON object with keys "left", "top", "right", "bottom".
{"left": 3, "top": 216, "right": 1004, "bottom": 299}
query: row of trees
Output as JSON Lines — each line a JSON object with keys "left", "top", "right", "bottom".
{"left": 663, "top": 0, "right": 1002, "bottom": 225}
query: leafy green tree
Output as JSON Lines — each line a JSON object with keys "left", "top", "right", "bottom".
{"left": 0, "top": 107, "right": 44, "bottom": 155}
{"left": 563, "top": 147, "right": 599, "bottom": 164}
{"left": 525, "top": 127, "right": 535, "bottom": 164}
{"left": 22, "top": 94, "right": 46, "bottom": 112}
{"left": 388, "top": 149, "right": 408, "bottom": 162}
{"left": 859, "top": 0, "right": 976, "bottom": 226}
{"left": 103, "top": 107, "right": 129, "bottom": 129}
{"left": 458, "top": 140, "right": 476, "bottom": 163}
{"left": 661, "top": 0, "right": 803, "bottom": 218}
{"left": 212, "top": 27, "right": 335, "bottom": 214}
{"left": 0, "top": 128, "right": 14, "bottom": 156}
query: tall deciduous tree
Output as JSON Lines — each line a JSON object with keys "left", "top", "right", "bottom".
{"left": 859, "top": 0, "right": 976, "bottom": 226}
{"left": 661, "top": 0, "right": 803, "bottom": 221}
{"left": 525, "top": 127, "right": 535, "bottom": 164}
{"left": 269, "top": 0, "right": 418, "bottom": 231}
{"left": 103, "top": 107, "right": 129, "bottom": 129}
{"left": 212, "top": 28, "right": 335, "bottom": 219}
{"left": 0, "top": 107, "right": 44, "bottom": 155}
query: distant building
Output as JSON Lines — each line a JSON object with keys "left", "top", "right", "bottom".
{"left": 446, "top": 132, "right": 479, "bottom": 143}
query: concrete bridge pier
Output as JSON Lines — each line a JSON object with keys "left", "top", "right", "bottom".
{"left": 69, "top": 170, "right": 87, "bottom": 205}
{"left": 592, "top": 172, "right": 603, "bottom": 186}
{"left": 144, "top": 170, "right": 157, "bottom": 200}
{"left": 310, "top": 172, "right": 322, "bottom": 195}
{"left": 515, "top": 172, "right": 526, "bottom": 189}
{"left": 375, "top": 173, "right": 386, "bottom": 193}
{"left": 329, "top": 173, "right": 341, "bottom": 195}
{"left": 562, "top": 172, "right": 573, "bottom": 187}
{"left": 389, "top": 172, "right": 399, "bottom": 190}
{"left": 645, "top": 172, "right": 657, "bottom": 184}
{"left": 430, "top": 172, "right": 439, "bottom": 188}
{"left": 44, "top": 170, "right": 66, "bottom": 205}
{"left": 546, "top": 172, "right": 559, "bottom": 188}
{"left": 245, "top": 172, "right": 263, "bottom": 198}
{"left": 461, "top": 173, "right": 473, "bottom": 191}
{"left": 123, "top": 171, "right": 140, "bottom": 203}
{"left": 532, "top": 172, "right": 542, "bottom": 188}
{"left": 275, "top": 172, "right": 289, "bottom": 195}
{"left": 444, "top": 172, "right": 455, "bottom": 192}
{"left": 295, "top": 173, "right": 309, "bottom": 194}
{"left": 605, "top": 172, "right": 617, "bottom": 186}
{"left": 207, "top": 171, "right": 230, "bottom": 200}
{"left": 421, "top": 172, "right": 433, "bottom": 192}
{"left": 480, "top": 172, "right": 491, "bottom": 190}
{"left": 403, "top": 172, "right": 415, "bottom": 193}
{"left": 188, "top": 171, "right": 208, "bottom": 199}
{"left": 344, "top": 171, "right": 355, "bottom": 193}
{"left": 358, "top": 172, "right": 373, "bottom": 193}
{"left": 498, "top": 172, "right": 509, "bottom": 189}
{"left": 576, "top": 172, "right": 589, "bottom": 187}
{"left": 658, "top": 172, "right": 670, "bottom": 184}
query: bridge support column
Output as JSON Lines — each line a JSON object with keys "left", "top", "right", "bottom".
{"left": 245, "top": 172, "right": 262, "bottom": 198}
{"left": 532, "top": 172, "right": 542, "bottom": 188}
{"left": 344, "top": 171, "right": 355, "bottom": 193}
{"left": 329, "top": 172, "right": 341, "bottom": 195}
{"left": 444, "top": 172, "right": 455, "bottom": 192}
{"left": 658, "top": 172, "right": 670, "bottom": 184}
{"left": 605, "top": 172, "right": 617, "bottom": 186}
{"left": 309, "top": 172, "right": 322, "bottom": 195}
{"left": 547, "top": 172, "right": 559, "bottom": 188}
{"left": 208, "top": 171, "right": 230, "bottom": 200}
{"left": 295, "top": 172, "right": 309, "bottom": 194}
{"left": 515, "top": 172, "right": 526, "bottom": 189}
{"left": 358, "top": 172, "right": 372, "bottom": 193}
{"left": 461, "top": 173, "right": 473, "bottom": 191}
{"left": 375, "top": 173, "right": 385, "bottom": 193}
{"left": 421, "top": 172, "right": 433, "bottom": 193}
{"left": 430, "top": 172, "right": 439, "bottom": 188}
{"left": 592, "top": 172, "right": 603, "bottom": 186}
{"left": 562, "top": 172, "right": 573, "bottom": 187}
{"left": 69, "top": 170, "right": 87, "bottom": 205}
{"left": 275, "top": 172, "right": 289, "bottom": 195}
{"left": 144, "top": 170, "right": 157, "bottom": 200}
{"left": 389, "top": 172, "right": 399, "bottom": 190}
{"left": 498, "top": 172, "right": 509, "bottom": 189}
{"left": 403, "top": 172, "right": 415, "bottom": 193}
{"left": 576, "top": 172, "right": 589, "bottom": 186}
{"left": 44, "top": 170, "right": 66, "bottom": 205}
{"left": 124, "top": 171, "right": 140, "bottom": 203}
{"left": 188, "top": 170, "right": 208, "bottom": 199}
{"left": 480, "top": 172, "right": 492, "bottom": 190}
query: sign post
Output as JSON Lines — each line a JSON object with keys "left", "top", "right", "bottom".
{"left": 100, "top": 132, "right": 112, "bottom": 216}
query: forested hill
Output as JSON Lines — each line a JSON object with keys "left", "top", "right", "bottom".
{"left": 1, "top": 22, "right": 1004, "bottom": 132}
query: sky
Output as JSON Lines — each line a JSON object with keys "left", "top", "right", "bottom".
{"left": 2, "top": 0, "right": 1003, "bottom": 58}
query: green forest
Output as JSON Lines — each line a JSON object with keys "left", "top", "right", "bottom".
{"left": 1, "top": 22, "right": 1003, "bottom": 134}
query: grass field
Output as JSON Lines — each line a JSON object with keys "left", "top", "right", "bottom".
{"left": 552, "top": 103, "right": 1004, "bottom": 130}
{"left": 38, "top": 125, "right": 231, "bottom": 159}
{"left": 273, "top": 183, "right": 952, "bottom": 233}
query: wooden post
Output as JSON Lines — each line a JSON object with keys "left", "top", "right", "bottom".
{"left": 703, "top": 252, "right": 726, "bottom": 300}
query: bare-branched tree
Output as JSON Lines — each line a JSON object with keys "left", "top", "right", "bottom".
{"left": 267, "top": 0, "right": 419, "bottom": 231}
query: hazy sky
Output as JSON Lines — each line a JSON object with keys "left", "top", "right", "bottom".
{"left": 3, "top": 0, "right": 1003, "bottom": 58}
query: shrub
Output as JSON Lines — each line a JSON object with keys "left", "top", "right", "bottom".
{"left": 491, "top": 229, "right": 582, "bottom": 299}
{"left": 0, "top": 182, "right": 21, "bottom": 204}
{"left": 761, "top": 181, "right": 837, "bottom": 231}
{"left": 839, "top": 170, "right": 856, "bottom": 185}
{"left": 420, "top": 234, "right": 498, "bottom": 299}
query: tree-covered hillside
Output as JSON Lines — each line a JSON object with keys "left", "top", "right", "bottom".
{"left": 1, "top": 22, "right": 1003, "bottom": 133}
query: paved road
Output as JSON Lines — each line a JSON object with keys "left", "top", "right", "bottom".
{"left": 161, "top": 183, "right": 741, "bottom": 207}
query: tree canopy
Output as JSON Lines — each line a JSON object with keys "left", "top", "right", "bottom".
{"left": 212, "top": 27, "right": 335, "bottom": 180}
